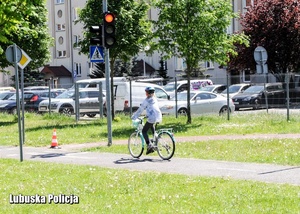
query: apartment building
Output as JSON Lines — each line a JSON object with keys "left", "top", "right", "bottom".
{"left": 0, "top": 0, "right": 253, "bottom": 88}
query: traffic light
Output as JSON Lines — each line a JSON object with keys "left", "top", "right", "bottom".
{"left": 89, "top": 25, "right": 102, "bottom": 46}
{"left": 159, "top": 60, "right": 167, "bottom": 71}
{"left": 103, "top": 12, "right": 116, "bottom": 48}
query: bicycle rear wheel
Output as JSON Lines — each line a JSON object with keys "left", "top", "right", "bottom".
{"left": 156, "top": 132, "right": 175, "bottom": 160}
{"left": 128, "top": 131, "right": 144, "bottom": 158}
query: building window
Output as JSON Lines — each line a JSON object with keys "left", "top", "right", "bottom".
{"left": 57, "top": 10, "right": 63, "bottom": 18}
{"left": 206, "top": 61, "right": 214, "bottom": 69}
{"left": 56, "top": 24, "right": 66, "bottom": 31}
{"left": 182, "top": 59, "right": 187, "bottom": 70}
{"left": 242, "top": 0, "right": 248, "bottom": 13}
{"left": 74, "top": 63, "right": 82, "bottom": 77}
{"left": 227, "top": 25, "right": 233, "bottom": 35}
{"left": 57, "top": 50, "right": 66, "bottom": 58}
{"left": 55, "top": 0, "right": 64, "bottom": 4}
{"left": 73, "top": 35, "right": 80, "bottom": 48}
{"left": 58, "top": 36, "right": 64, "bottom": 45}
{"left": 73, "top": 7, "right": 79, "bottom": 21}
{"left": 243, "top": 69, "right": 251, "bottom": 82}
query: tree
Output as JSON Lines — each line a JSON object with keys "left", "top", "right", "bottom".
{"left": 153, "top": 0, "right": 248, "bottom": 124}
{"left": 89, "top": 63, "right": 105, "bottom": 78}
{"left": 114, "top": 60, "right": 133, "bottom": 77}
{"left": 128, "top": 57, "right": 143, "bottom": 77}
{"left": 228, "top": 0, "right": 300, "bottom": 82}
{"left": 0, "top": 0, "right": 52, "bottom": 74}
{"left": 76, "top": 0, "right": 152, "bottom": 119}
{"left": 0, "top": 0, "right": 34, "bottom": 54}
{"left": 11, "top": 70, "right": 45, "bottom": 87}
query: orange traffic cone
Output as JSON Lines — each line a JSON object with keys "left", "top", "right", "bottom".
{"left": 50, "top": 129, "right": 60, "bottom": 149}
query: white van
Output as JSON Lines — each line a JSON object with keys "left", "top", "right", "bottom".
{"left": 164, "top": 79, "right": 213, "bottom": 98}
{"left": 75, "top": 77, "right": 126, "bottom": 89}
{"left": 113, "top": 81, "right": 170, "bottom": 112}
{"left": 76, "top": 77, "right": 170, "bottom": 112}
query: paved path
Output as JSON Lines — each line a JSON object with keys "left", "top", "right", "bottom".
{"left": 1, "top": 134, "right": 300, "bottom": 186}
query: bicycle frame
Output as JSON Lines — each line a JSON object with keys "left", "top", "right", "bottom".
{"left": 134, "top": 118, "right": 174, "bottom": 147}
{"left": 129, "top": 117, "right": 176, "bottom": 160}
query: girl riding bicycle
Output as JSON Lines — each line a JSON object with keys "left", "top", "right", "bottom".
{"left": 131, "top": 86, "right": 162, "bottom": 154}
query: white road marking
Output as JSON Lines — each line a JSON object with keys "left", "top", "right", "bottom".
{"left": 217, "top": 167, "right": 256, "bottom": 172}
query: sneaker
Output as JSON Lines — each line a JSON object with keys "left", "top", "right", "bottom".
{"left": 146, "top": 145, "right": 155, "bottom": 155}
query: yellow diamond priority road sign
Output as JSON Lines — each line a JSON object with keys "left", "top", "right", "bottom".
{"left": 18, "top": 50, "right": 31, "bottom": 69}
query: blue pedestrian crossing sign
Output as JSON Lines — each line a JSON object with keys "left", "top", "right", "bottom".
{"left": 90, "top": 46, "right": 104, "bottom": 63}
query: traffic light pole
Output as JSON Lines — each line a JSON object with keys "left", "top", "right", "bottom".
{"left": 103, "top": 0, "right": 112, "bottom": 146}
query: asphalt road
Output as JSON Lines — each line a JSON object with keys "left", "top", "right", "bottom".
{"left": 1, "top": 134, "right": 300, "bottom": 186}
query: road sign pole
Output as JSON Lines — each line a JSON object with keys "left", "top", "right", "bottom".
{"left": 285, "top": 73, "right": 290, "bottom": 121}
{"left": 14, "top": 44, "right": 23, "bottom": 162}
{"left": 226, "top": 70, "right": 230, "bottom": 121}
{"left": 21, "top": 68, "right": 25, "bottom": 144}
{"left": 5, "top": 44, "right": 31, "bottom": 162}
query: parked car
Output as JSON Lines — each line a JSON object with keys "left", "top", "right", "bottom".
{"left": 24, "top": 90, "right": 65, "bottom": 112}
{"left": 199, "top": 84, "right": 227, "bottom": 94}
{"left": 232, "top": 83, "right": 286, "bottom": 110}
{"left": 0, "top": 89, "right": 65, "bottom": 114}
{"left": 160, "top": 91, "right": 235, "bottom": 116}
{"left": 38, "top": 88, "right": 105, "bottom": 117}
{"left": 0, "top": 87, "right": 15, "bottom": 92}
{"left": 24, "top": 86, "right": 50, "bottom": 91}
{"left": 0, "top": 91, "right": 15, "bottom": 101}
{"left": 75, "top": 77, "right": 126, "bottom": 89}
{"left": 38, "top": 89, "right": 66, "bottom": 98}
{"left": 221, "top": 83, "right": 251, "bottom": 98}
{"left": 163, "top": 79, "right": 213, "bottom": 98}
{"left": 0, "top": 94, "right": 18, "bottom": 114}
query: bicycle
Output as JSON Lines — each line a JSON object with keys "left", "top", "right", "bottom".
{"left": 128, "top": 117, "right": 176, "bottom": 160}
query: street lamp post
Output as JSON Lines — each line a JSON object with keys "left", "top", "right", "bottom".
{"left": 142, "top": 45, "right": 150, "bottom": 76}
{"left": 143, "top": 57, "right": 146, "bottom": 76}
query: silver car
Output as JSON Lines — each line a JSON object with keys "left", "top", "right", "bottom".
{"left": 221, "top": 83, "right": 251, "bottom": 98}
{"left": 160, "top": 91, "right": 235, "bottom": 116}
{"left": 38, "top": 88, "right": 105, "bottom": 117}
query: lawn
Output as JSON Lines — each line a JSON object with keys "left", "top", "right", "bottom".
{"left": 1, "top": 112, "right": 300, "bottom": 213}
{"left": 2, "top": 112, "right": 299, "bottom": 165}
{"left": 86, "top": 138, "right": 300, "bottom": 166}
{"left": 1, "top": 159, "right": 299, "bottom": 213}
{"left": 1, "top": 111, "right": 300, "bottom": 147}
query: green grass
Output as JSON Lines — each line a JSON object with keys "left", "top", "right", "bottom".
{"left": 1, "top": 159, "right": 299, "bottom": 213}
{"left": 86, "top": 138, "right": 300, "bottom": 166}
{"left": 1, "top": 112, "right": 300, "bottom": 212}
{"left": 1, "top": 111, "right": 300, "bottom": 147}
{"left": 1, "top": 112, "right": 300, "bottom": 165}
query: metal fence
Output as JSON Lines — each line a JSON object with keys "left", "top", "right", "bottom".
{"left": 5, "top": 73, "right": 300, "bottom": 120}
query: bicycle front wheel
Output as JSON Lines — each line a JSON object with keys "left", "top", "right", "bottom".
{"left": 128, "top": 131, "right": 144, "bottom": 158}
{"left": 156, "top": 132, "right": 175, "bottom": 160}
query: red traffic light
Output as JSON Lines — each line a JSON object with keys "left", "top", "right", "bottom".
{"left": 104, "top": 13, "right": 115, "bottom": 23}
{"left": 103, "top": 12, "right": 116, "bottom": 48}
